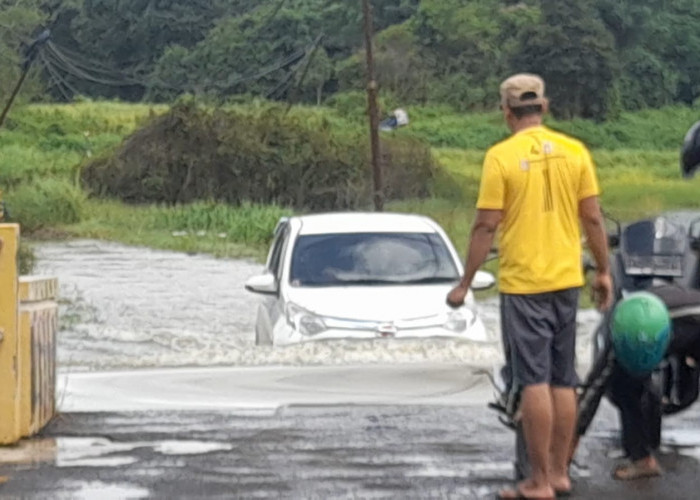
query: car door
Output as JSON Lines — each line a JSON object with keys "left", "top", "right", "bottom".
{"left": 258, "top": 221, "right": 290, "bottom": 343}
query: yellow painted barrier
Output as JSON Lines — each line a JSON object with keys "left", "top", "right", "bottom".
{"left": 0, "top": 225, "right": 57, "bottom": 445}
{"left": 0, "top": 224, "right": 21, "bottom": 445}
{"left": 19, "top": 278, "right": 58, "bottom": 437}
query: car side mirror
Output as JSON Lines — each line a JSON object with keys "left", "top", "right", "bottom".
{"left": 608, "top": 234, "right": 620, "bottom": 248}
{"left": 245, "top": 273, "right": 279, "bottom": 295}
{"left": 472, "top": 270, "right": 496, "bottom": 291}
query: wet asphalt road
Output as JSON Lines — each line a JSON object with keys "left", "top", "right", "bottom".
{"left": 13, "top": 240, "right": 698, "bottom": 498}
{"left": 1, "top": 401, "right": 700, "bottom": 499}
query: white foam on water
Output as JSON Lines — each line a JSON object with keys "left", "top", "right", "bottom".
{"left": 663, "top": 428, "right": 700, "bottom": 447}
{"left": 152, "top": 441, "right": 233, "bottom": 455}
{"left": 59, "top": 456, "right": 140, "bottom": 467}
{"left": 52, "top": 437, "right": 238, "bottom": 465}
{"left": 54, "top": 480, "right": 149, "bottom": 500}
{"left": 37, "top": 240, "right": 602, "bottom": 373}
{"left": 55, "top": 437, "right": 142, "bottom": 468}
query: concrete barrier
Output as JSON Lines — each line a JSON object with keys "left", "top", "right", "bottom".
{"left": 0, "top": 224, "right": 57, "bottom": 445}
{"left": 19, "top": 277, "right": 58, "bottom": 438}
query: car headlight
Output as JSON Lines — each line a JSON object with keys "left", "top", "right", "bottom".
{"left": 443, "top": 307, "right": 477, "bottom": 333}
{"left": 286, "top": 303, "right": 327, "bottom": 337}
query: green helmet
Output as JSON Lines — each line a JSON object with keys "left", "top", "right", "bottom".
{"left": 611, "top": 291, "right": 672, "bottom": 376}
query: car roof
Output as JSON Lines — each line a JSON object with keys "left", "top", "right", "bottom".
{"left": 293, "top": 212, "right": 440, "bottom": 235}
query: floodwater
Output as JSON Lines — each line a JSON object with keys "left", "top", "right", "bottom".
{"left": 34, "top": 240, "right": 599, "bottom": 373}
{"left": 13, "top": 240, "right": 700, "bottom": 500}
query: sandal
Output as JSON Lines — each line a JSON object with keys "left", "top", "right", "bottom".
{"left": 612, "top": 462, "right": 663, "bottom": 481}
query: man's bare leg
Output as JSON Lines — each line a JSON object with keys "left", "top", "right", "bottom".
{"left": 501, "top": 384, "right": 556, "bottom": 498}
{"left": 549, "top": 386, "right": 577, "bottom": 493}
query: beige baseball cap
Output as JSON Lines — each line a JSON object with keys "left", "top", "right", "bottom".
{"left": 500, "top": 73, "right": 547, "bottom": 109}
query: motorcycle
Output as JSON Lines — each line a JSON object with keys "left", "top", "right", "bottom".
{"left": 490, "top": 210, "right": 700, "bottom": 480}
{"left": 579, "top": 211, "right": 700, "bottom": 442}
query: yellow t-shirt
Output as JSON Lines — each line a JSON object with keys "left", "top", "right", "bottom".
{"left": 477, "top": 126, "right": 600, "bottom": 294}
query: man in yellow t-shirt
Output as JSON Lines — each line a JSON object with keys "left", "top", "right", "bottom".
{"left": 447, "top": 74, "right": 613, "bottom": 500}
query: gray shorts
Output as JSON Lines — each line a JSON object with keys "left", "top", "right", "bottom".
{"left": 501, "top": 288, "right": 580, "bottom": 388}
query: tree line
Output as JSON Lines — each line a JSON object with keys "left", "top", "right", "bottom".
{"left": 1, "top": 0, "right": 699, "bottom": 120}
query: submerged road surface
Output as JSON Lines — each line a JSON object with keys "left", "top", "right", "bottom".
{"left": 2, "top": 403, "right": 700, "bottom": 499}
{"left": 36, "top": 240, "right": 507, "bottom": 372}
{"left": 10, "top": 240, "right": 697, "bottom": 498}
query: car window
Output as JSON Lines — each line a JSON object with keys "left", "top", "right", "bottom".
{"left": 275, "top": 226, "right": 291, "bottom": 282}
{"left": 267, "top": 223, "right": 289, "bottom": 278}
{"left": 289, "top": 232, "right": 459, "bottom": 287}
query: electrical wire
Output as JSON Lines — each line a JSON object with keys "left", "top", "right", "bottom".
{"left": 46, "top": 37, "right": 308, "bottom": 93}
{"left": 284, "top": 33, "right": 325, "bottom": 110}
{"left": 33, "top": 21, "right": 322, "bottom": 99}
{"left": 267, "top": 68, "right": 298, "bottom": 99}
{"left": 217, "top": 48, "right": 307, "bottom": 92}
{"left": 44, "top": 42, "right": 142, "bottom": 87}
{"left": 45, "top": 42, "right": 180, "bottom": 93}
{"left": 39, "top": 50, "right": 79, "bottom": 100}
{"left": 47, "top": 41, "right": 140, "bottom": 78}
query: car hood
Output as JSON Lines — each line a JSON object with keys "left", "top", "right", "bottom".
{"left": 285, "top": 284, "right": 463, "bottom": 321}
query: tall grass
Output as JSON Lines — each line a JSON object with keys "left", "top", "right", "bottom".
{"left": 4, "top": 178, "right": 86, "bottom": 232}
{"left": 7, "top": 101, "right": 168, "bottom": 136}
{"left": 64, "top": 200, "right": 292, "bottom": 260}
{"left": 150, "top": 202, "right": 292, "bottom": 245}
{"left": 2, "top": 100, "right": 700, "bottom": 263}
{"left": 0, "top": 102, "right": 168, "bottom": 190}
{"left": 394, "top": 104, "right": 700, "bottom": 151}
{"left": 425, "top": 147, "right": 700, "bottom": 260}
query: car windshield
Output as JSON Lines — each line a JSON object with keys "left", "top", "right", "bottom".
{"left": 289, "top": 232, "right": 460, "bottom": 287}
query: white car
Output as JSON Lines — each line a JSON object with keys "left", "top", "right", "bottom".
{"left": 244, "top": 212, "right": 495, "bottom": 346}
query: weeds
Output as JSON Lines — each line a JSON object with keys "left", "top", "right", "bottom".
{"left": 0, "top": 100, "right": 698, "bottom": 263}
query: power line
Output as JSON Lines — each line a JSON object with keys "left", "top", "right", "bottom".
{"left": 45, "top": 36, "right": 309, "bottom": 95}
{"left": 267, "top": 68, "right": 297, "bottom": 99}
{"left": 216, "top": 48, "right": 307, "bottom": 93}
{"left": 44, "top": 42, "right": 141, "bottom": 87}
{"left": 285, "top": 33, "right": 325, "bottom": 111}
{"left": 47, "top": 41, "right": 140, "bottom": 78}
{"left": 30, "top": 24, "right": 323, "bottom": 100}
{"left": 47, "top": 41, "right": 182, "bottom": 92}
{"left": 39, "top": 51, "right": 75, "bottom": 101}
{"left": 0, "top": 29, "right": 51, "bottom": 128}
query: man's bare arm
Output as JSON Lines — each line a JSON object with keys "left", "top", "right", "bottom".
{"left": 579, "top": 196, "right": 609, "bottom": 273}
{"left": 447, "top": 209, "right": 502, "bottom": 308}
{"left": 460, "top": 209, "right": 502, "bottom": 287}
{"left": 579, "top": 196, "right": 613, "bottom": 310}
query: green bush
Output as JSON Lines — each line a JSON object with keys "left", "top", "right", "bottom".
{"left": 5, "top": 179, "right": 86, "bottom": 232}
{"left": 82, "top": 102, "right": 437, "bottom": 210}
{"left": 149, "top": 202, "right": 292, "bottom": 245}
{"left": 18, "top": 241, "right": 36, "bottom": 275}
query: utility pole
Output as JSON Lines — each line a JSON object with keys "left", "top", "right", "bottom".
{"left": 0, "top": 29, "right": 51, "bottom": 129}
{"left": 0, "top": 68, "right": 31, "bottom": 129}
{"left": 361, "top": 0, "right": 383, "bottom": 212}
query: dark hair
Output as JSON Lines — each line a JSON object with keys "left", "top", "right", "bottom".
{"left": 510, "top": 104, "right": 543, "bottom": 119}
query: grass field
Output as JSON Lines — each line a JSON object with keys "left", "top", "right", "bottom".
{"left": 2, "top": 100, "right": 698, "bottom": 272}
